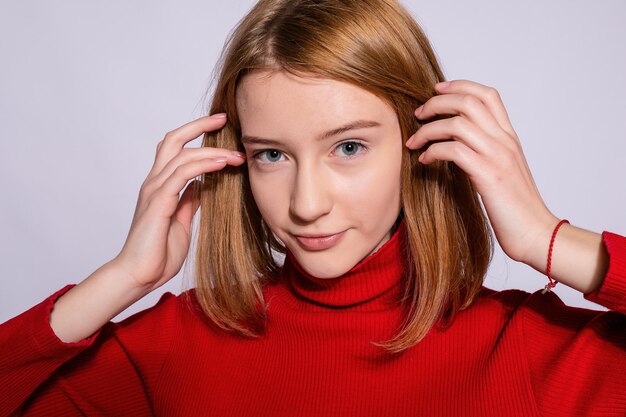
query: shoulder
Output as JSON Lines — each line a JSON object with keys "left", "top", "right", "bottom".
{"left": 113, "top": 289, "right": 209, "bottom": 338}
{"left": 114, "top": 288, "right": 234, "bottom": 345}
{"left": 109, "top": 292, "right": 181, "bottom": 357}
{"left": 455, "top": 286, "right": 626, "bottom": 379}
{"left": 110, "top": 290, "right": 213, "bottom": 358}
{"left": 97, "top": 290, "right": 217, "bottom": 380}
{"left": 471, "top": 285, "right": 625, "bottom": 345}
{"left": 474, "top": 285, "right": 610, "bottom": 324}
{"left": 475, "top": 287, "right": 626, "bottom": 412}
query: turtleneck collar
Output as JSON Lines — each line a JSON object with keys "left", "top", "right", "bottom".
{"left": 282, "top": 219, "right": 408, "bottom": 309}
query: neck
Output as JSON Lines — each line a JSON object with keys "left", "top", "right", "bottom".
{"left": 283, "top": 219, "right": 408, "bottom": 309}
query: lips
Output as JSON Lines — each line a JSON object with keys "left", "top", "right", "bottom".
{"left": 294, "top": 231, "right": 346, "bottom": 251}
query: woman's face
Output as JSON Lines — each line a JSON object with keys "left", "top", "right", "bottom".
{"left": 237, "top": 70, "right": 402, "bottom": 278}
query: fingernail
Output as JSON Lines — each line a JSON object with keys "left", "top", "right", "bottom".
{"left": 211, "top": 112, "right": 227, "bottom": 119}
{"left": 415, "top": 105, "right": 423, "bottom": 116}
{"left": 231, "top": 151, "right": 246, "bottom": 158}
{"left": 435, "top": 81, "right": 450, "bottom": 89}
{"left": 405, "top": 135, "right": 414, "bottom": 147}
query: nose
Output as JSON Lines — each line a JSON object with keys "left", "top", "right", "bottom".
{"left": 289, "top": 162, "right": 333, "bottom": 224}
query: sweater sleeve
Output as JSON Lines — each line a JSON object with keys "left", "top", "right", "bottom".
{"left": 582, "top": 231, "right": 626, "bottom": 313}
{"left": 520, "top": 231, "right": 626, "bottom": 417}
{"left": 0, "top": 285, "right": 178, "bottom": 416}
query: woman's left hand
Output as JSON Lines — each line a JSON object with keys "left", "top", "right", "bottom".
{"left": 405, "top": 79, "right": 559, "bottom": 265}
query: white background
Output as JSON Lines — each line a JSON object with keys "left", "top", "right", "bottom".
{"left": 1, "top": 0, "right": 624, "bottom": 324}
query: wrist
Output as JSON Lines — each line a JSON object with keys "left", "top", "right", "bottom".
{"left": 517, "top": 212, "right": 560, "bottom": 272}
{"left": 518, "top": 217, "right": 608, "bottom": 294}
{"left": 106, "top": 256, "right": 159, "bottom": 295}
{"left": 50, "top": 260, "right": 153, "bottom": 343}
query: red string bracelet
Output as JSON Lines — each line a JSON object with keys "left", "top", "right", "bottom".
{"left": 542, "top": 219, "right": 570, "bottom": 294}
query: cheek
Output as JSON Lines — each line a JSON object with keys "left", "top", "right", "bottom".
{"left": 353, "top": 169, "right": 400, "bottom": 215}
{"left": 248, "top": 170, "right": 288, "bottom": 224}
{"left": 337, "top": 149, "right": 402, "bottom": 217}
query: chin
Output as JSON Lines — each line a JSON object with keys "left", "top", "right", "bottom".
{"left": 298, "top": 259, "right": 354, "bottom": 279}
{"left": 295, "top": 258, "right": 358, "bottom": 279}
{"left": 282, "top": 225, "right": 395, "bottom": 279}
{"left": 286, "top": 242, "right": 370, "bottom": 279}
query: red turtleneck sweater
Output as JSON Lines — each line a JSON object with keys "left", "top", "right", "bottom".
{"left": 2, "top": 225, "right": 626, "bottom": 416}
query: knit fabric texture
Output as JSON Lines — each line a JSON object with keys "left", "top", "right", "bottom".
{"left": 2, "top": 226, "right": 626, "bottom": 416}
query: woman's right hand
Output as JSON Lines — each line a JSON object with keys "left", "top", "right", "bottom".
{"left": 112, "top": 113, "right": 245, "bottom": 291}
{"left": 50, "top": 114, "right": 243, "bottom": 343}
{"left": 112, "top": 114, "right": 245, "bottom": 291}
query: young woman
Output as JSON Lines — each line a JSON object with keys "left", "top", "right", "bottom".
{"left": 2, "top": 0, "right": 625, "bottom": 415}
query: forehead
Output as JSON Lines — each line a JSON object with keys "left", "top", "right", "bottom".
{"left": 236, "top": 71, "right": 396, "bottom": 134}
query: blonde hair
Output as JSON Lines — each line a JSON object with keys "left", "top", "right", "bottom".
{"left": 193, "top": 0, "right": 493, "bottom": 352}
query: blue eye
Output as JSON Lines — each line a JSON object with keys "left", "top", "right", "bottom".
{"left": 335, "top": 141, "right": 364, "bottom": 157}
{"left": 255, "top": 149, "right": 284, "bottom": 163}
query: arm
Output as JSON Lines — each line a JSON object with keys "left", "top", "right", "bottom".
{"left": 517, "top": 231, "right": 626, "bottom": 416}
{"left": 582, "top": 231, "right": 626, "bottom": 312}
{"left": 50, "top": 114, "right": 243, "bottom": 343}
{"left": 407, "top": 79, "right": 619, "bottom": 301}
{"left": 408, "top": 79, "right": 626, "bottom": 416}
{"left": 49, "top": 259, "right": 152, "bottom": 343}
{"left": 0, "top": 114, "right": 242, "bottom": 413}
{"left": 486, "top": 231, "right": 626, "bottom": 417}
{"left": 520, "top": 220, "right": 609, "bottom": 295}
{"left": 0, "top": 286, "right": 178, "bottom": 416}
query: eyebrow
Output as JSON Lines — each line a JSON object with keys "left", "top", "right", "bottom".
{"left": 240, "top": 119, "right": 382, "bottom": 146}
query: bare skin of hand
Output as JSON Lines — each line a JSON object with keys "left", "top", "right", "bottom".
{"left": 50, "top": 113, "right": 245, "bottom": 342}
{"left": 406, "top": 80, "right": 608, "bottom": 294}
{"left": 113, "top": 113, "right": 245, "bottom": 291}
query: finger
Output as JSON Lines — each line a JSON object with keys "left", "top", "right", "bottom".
{"left": 406, "top": 116, "right": 497, "bottom": 156}
{"left": 435, "top": 80, "right": 539, "bottom": 193}
{"left": 418, "top": 140, "right": 482, "bottom": 177}
{"left": 147, "top": 158, "right": 236, "bottom": 218}
{"left": 151, "top": 113, "right": 228, "bottom": 176}
{"left": 148, "top": 148, "right": 245, "bottom": 192}
{"left": 434, "top": 80, "right": 517, "bottom": 139}
{"left": 173, "top": 180, "right": 201, "bottom": 236}
{"left": 415, "top": 93, "right": 504, "bottom": 139}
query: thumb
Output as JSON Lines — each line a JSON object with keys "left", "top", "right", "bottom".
{"left": 173, "top": 179, "right": 202, "bottom": 235}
